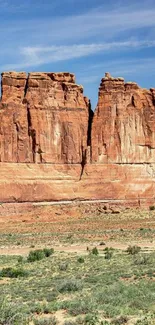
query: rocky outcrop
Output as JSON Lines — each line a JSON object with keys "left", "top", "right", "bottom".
{"left": 0, "top": 72, "right": 29, "bottom": 162}
{"left": 2, "top": 70, "right": 155, "bottom": 166}
{"left": 0, "top": 72, "right": 89, "bottom": 163}
{"left": 0, "top": 70, "right": 155, "bottom": 207}
{"left": 91, "top": 73, "right": 155, "bottom": 163}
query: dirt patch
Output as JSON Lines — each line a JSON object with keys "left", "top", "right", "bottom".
{"left": 0, "top": 202, "right": 155, "bottom": 251}
{"left": 0, "top": 240, "right": 154, "bottom": 256}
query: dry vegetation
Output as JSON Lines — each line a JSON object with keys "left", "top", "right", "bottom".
{"left": 0, "top": 203, "right": 155, "bottom": 324}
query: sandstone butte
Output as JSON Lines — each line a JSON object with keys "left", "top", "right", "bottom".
{"left": 0, "top": 70, "right": 155, "bottom": 207}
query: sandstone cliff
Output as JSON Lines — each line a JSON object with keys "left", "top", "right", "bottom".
{"left": 1, "top": 71, "right": 155, "bottom": 165}
{"left": 0, "top": 70, "right": 155, "bottom": 207}
{"left": 91, "top": 72, "right": 155, "bottom": 163}
{"left": 0, "top": 72, "right": 89, "bottom": 163}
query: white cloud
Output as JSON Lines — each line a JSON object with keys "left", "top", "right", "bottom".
{"left": 24, "top": 7, "right": 155, "bottom": 43}
{"left": 1, "top": 2, "right": 155, "bottom": 45}
{"left": 2, "top": 40, "right": 155, "bottom": 71}
{"left": 0, "top": 0, "right": 155, "bottom": 77}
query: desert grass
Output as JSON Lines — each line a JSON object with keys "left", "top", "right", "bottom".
{"left": 0, "top": 246, "right": 155, "bottom": 324}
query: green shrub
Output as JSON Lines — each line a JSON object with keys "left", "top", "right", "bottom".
{"left": 17, "top": 256, "right": 24, "bottom": 263}
{"left": 112, "top": 316, "right": 128, "bottom": 324}
{"left": 43, "top": 248, "right": 54, "bottom": 257}
{"left": 27, "top": 248, "right": 54, "bottom": 262}
{"left": 16, "top": 241, "right": 21, "bottom": 246}
{"left": 135, "top": 316, "right": 154, "bottom": 325}
{"left": 134, "top": 255, "right": 149, "bottom": 265}
{"left": 77, "top": 257, "right": 85, "bottom": 263}
{"left": 30, "top": 302, "right": 43, "bottom": 314}
{"left": 104, "top": 247, "right": 114, "bottom": 259}
{"left": 58, "top": 279, "right": 83, "bottom": 293}
{"left": 149, "top": 205, "right": 155, "bottom": 211}
{"left": 61, "top": 299, "right": 94, "bottom": 316}
{"left": 33, "top": 315, "right": 57, "bottom": 324}
{"left": 91, "top": 247, "right": 99, "bottom": 255}
{"left": 0, "top": 267, "right": 28, "bottom": 278}
{"left": 59, "top": 262, "right": 68, "bottom": 271}
{"left": 105, "top": 250, "right": 113, "bottom": 260}
{"left": 84, "top": 313, "right": 99, "bottom": 324}
{"left": 31, "top": 301, "right": 54, "bottom": 315}
{"left": 46, "top": 290, "right": 58, "bottom": 302}
{"left": 104, "top": 246, "right": 114, "bottom": 251}
{"left": 99, "top": 241, "right": 106, "bottom": 246}
{"left": 64, "top": 321, "right": 78, "bottom": 325}
{"left": 0, "top": 297, "right": 30, "bottom": 324}
{"left": 27, "top": 249, "right": 45, "bottom": 262}
{"left": 126, "top": 245, "right": 141, "bottom": 255}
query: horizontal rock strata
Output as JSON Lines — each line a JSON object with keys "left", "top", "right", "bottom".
{"left": 0, "top": 163, "right": 154, "bottom": 208}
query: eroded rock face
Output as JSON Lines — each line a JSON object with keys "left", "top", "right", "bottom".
{"left": 0, "top": 72, "right": 89, "bottom": 163}
{"left": 1, "top": 70, "right": 155, "bottom": 165}
{"left": 0, "top": 72, "right": 29, "bottom": 162}
{"left": 0, "top": 71, "right": 155, "bottom": 206}
{"left": 91, "top": 73, "right": 155, "bottom": 163}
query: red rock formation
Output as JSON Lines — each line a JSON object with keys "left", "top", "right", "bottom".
{"left": 0, "top": 72, "right": 89, "bottom": 163}
{"left": 0, "top": 72, "right": 29, "bottom": 162}
{"left": 91, "top": 72, "right": 155, "bottom": 163}
{"left": 0, "top": 163, "right": 155, "bottom": 208}
{"left": 0, "top": 70, "right": 155, "bottom": 207}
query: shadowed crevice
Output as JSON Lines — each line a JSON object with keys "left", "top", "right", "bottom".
{"left": 87, "top": 100, "right": 94, "bottom": 146}
{"left": 80, "top": 100, "right": 94, "bottom": 180}
{"left": 79, "top": 147, "right": 87, "bottom": 180}
{"left": 27, "top": 107, "right": 37, "bottom": 163}
{"left": 23, "top": 74, "right": 29, "bottom": 98}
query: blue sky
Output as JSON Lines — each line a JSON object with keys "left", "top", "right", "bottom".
{"left": 0, "top": 0, "right": 155, "bottom": 108}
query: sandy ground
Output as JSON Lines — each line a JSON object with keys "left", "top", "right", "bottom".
{"left": 0, "top": 202, "right": 154, "bottom": 255}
